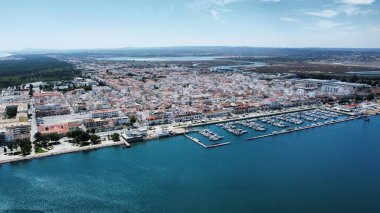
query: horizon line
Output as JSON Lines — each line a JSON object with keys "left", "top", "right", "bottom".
{"left": 5, "top": 46, "right": 380, "bottom": 53}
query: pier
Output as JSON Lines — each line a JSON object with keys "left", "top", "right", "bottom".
{"left": 207, "top": 142, "right": 232, "bottom": 148}
{"left": 123, "top": 140, "right": 131, "bottom": 148}
{"left": 247, "top": 116, "right": 359, "bottom": 141}
{"left": 320, "top": 107, "right": 355, "bottom": 116}
{"left": 184, "top": 133, "right": 231, "bottom": 149}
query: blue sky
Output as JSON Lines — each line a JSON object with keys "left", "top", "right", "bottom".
{"left": 0, "top": 0, "right": 379, "bottom": 50}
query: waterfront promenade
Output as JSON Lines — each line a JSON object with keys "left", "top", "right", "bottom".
{"left": 0, "top": 140, "right": 124, "bottom": 165}
{"left": 0, "top": 106, "right": 363, "bottom": 165}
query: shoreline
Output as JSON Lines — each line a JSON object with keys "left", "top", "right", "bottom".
{"left": 0, "top": 53, "right": 11, "bottom": 58}
{"left": 0, "top": 141, "right": 124, "bottom": 165}
{"left": 0, "top": 106, "right": 367, "bottom": 166}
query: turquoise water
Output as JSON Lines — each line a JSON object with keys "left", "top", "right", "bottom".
{"left": 1, "top": 116, "right": 380, "bottom": 212}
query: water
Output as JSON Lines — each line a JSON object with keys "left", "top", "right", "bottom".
{"left": 189, "top": 113, "right": 348, "bottom": 146}
{"left": 347, "top": 71, "right": 380, "bottom": 77}
{"left": 0, "top": 53, "right": 11, "bottom": 58}
{"left": 1, "top": 116, "right": 380, "bottom": 212}
{"left": 210, "top": 62, "right": 267, "bottom": 70}
{"left": 98, "top": 56, "right": 219, "bottom": 61}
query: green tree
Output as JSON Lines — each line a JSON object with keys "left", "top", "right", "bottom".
{"left": 80, "top": 132, "right": 91, "bottom": 142}
{"left": 350, "top": 75, "right": 358, "bottom": 83}
{"left": 49, "top": 133, "right": 61, "bottom": 142}
{"left": 367, "top": 94, "right": 375, "bottom": 101}
{"left": 90, "top": 134, "right": 101, "bottom": 144}
{"left": 7, "top": 143, "right": 13, "bottom": 154}
{"left": 74, "top": 136, "right": 82, "bottom": 144}
{"left": 29, "top": 84, "right": 34, "bottom": 97}
{"left": 130, "top": 115, "right": 137, "bottom": 124}
{"left": 354, "top": 96, "right": 363, "bottom": 102}
{"left": 12, "top": 143, "right": 18, "bottom": 153}
{"left": 41, "top": 140, "right": 48, "bottom": 147}
{"left": 111, "top": 133, "right": 120, "bottom": 142}
{"left": 19, "top": 140, "right": 32, "bottom": 156}
{"left": 67, "top": 129, "right": 86, "bottom": 138}
{"left": 34, "top": 132, "right": 43, "bottom": 141}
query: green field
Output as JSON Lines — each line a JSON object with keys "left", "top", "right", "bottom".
{"left": 0, "top": 55, "right": 80, "bottom": 88}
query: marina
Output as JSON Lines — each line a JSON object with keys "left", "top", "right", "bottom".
{"left": 247, "top": 116, "right": 359, "bottom": 141}
{"left": 185, "top": 108, "right": 354, "bottom": 147}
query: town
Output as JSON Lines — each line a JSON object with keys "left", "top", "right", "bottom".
{"left": 1, "top": 56, "right": 379, "bottom": 164}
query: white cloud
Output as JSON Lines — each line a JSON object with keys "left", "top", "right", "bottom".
{"left": 188, "top": 0, "right": 241, "bottom": 20}
{"left": 208, "top": 0, "right": 241, "bottom": 5}
{"left": 369, "top": 26, "right": 380, "bottom": 32}
{"left": 339, "top": 4, "right": 373, "bottom": 15}
{"left": 305, "top": 20, "right": 347, "bottom": 30}
{"left": 210, "top": 9, "right": 222, "bottom": 20}
{"left": 305, "top": 3, "right": 373, "bottom": 19}
{"left": 305, "top": 9, "right": 339, "bottom": 18}
{"left": 338, "top": 0, "right": 375, "bottom": 5}
{"left": 281, "top": 17, "right": 300, "bottom": 22}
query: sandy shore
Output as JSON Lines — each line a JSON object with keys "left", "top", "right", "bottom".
{"left": 0, "top": 140, "right": 124, "bottom": 165}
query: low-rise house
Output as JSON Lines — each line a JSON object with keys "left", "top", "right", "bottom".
{"left": 0, "top": 123, "right": 31, "bottom": 143}
{"left": 90, "top": 109, "right": 119, "bottom": 119}
{"left": 146, "top": 112, "right": 171, "bottom": 126}
{"left": 38, "top": 123, "right": 68, "bottom": 136}
{"left": 174, "top": 112, "right": 203, "bottom": 122}
{"left": 203, "top": 110, "right": 230, "bottom": 118}
{"left": 34, "top": 92, "right": 70, "bottom": 117}
{"left": 84, "top": 118, "right": 123, "bottom": 133}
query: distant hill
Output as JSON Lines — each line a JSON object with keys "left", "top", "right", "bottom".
{"left": 12, "top": 46, "right": 380, "bottom": 58}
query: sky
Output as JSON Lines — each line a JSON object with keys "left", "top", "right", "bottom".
{"left": 0, "top": 0, "right": 379, "bottom": 50}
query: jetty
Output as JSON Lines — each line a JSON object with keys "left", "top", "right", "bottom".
{"left": 247, "top": 116, "right": 359, "bottom": 141}
{"left": 184, "top": 133, "right": 231, "bottom": 149}
{"left": 123, "top": 140, "right": 131, "bottom": 148}
{"left": 321, "top": 107, "right": 355, "bottom": 116}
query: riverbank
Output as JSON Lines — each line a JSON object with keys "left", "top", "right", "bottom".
{"left": 0, "top": 140, "right": 124, "bottom": 165}
{"left": 0, "top": 106, "right": 365, "bottom": 165}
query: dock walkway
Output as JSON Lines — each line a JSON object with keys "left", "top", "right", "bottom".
{"left": 247, "top": 116, "right": 359, "bottom": 141}
{"left": 179, "top": 107, "right": 316, "bottom": 129}
{"left": 184, "top": 132, "right": 231, "bottom": 149}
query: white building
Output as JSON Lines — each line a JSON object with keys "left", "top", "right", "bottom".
{"left": 90, "top": 109, "right": 119, "bottom": 119}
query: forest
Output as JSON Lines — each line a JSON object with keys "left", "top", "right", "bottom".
{"left": 0, "top": 55, "right": 80, "bottom": 88}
